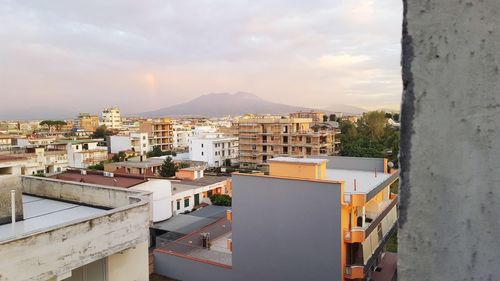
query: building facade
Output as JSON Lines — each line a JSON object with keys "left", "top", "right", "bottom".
{"left": 232, "top": 156, "right": 398, "bottom": 281}
{"left": 101, "top": 107, "right": 122, "bottom": 129}
{"left": 172, "top": 124, "right": 193, "bottom": 151}
{"left": 77, "top": 113, "right": 100, "bottom": 131}
{"left": 238, "top": 117, "right": 339, "bottom": 170}
{"left": 189, "top": 134, "right": 238, "bottom": 167}
{"left": 152, "top": 118, "right": 173, "bottom": 152}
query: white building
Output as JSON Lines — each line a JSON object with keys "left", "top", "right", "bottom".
{"left": 62, "top": 139, "right": 108, "bottom": 168}
{"left": 189, "top": 133, "right": 238, "bottom": 167}
{"left": 101, "top": 107, "right": 122, "bottom": 129}
{"left": 172, "top": 125, "right": 193, "bottom": 150}
{"left": 108, "top": 133, "right": 150, "bottom": 155}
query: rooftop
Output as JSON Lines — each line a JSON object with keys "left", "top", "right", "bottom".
{"left": 49, "top": 170, "right": 147, "bottom": 188}
{"left": 326, "top": 168, "right": 392, "bottom": 194}
{"left": 171, "top": 176, "right": 228, "bottom": 194}
{"left": 0, "top": 194, "right": 107, "bottom": 243}
{"left": 269, "top": 157, "right": 327, "bottom": 165}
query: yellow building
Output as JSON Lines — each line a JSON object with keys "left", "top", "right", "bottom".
{"left": 77, "top": 113, "right": 100, "bottom": 131}
{"left": 238, "top": 117, "right": 339, "bottom": 170}
{"left": 152, "top": 117, "right": 173, "bottom": 151}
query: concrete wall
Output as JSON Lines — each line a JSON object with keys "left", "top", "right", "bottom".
{"left": 400, "top": 1, "right": 500, "bottom": 280}
{"left": 0, "top": 175, "right": 23, "bottom": 224}
{"left": 232, "top": 174, "right": 342, "bottom": 281}
{"left": 154, "top": 251, "right": 232, "bottom": 281}
{"left": 107, "top": 241, "right": 149, "bottom": 281}
{"left": 0, "top": 200, "right": 150, "bottom": 281}
{"left": 21, "top": 176, "right": 151, "bottom": 209}
{"left": 318, "top": 155, "right": 387, "bottom": 173}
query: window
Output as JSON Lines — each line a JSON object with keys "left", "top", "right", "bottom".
{"left": 184, "top": 198, "right": 190, "bottom": 208}
{"left": 201, "top": 152, "right": 204, "bottom": 156}
{"left": 201, "top": 144, "right": 204, "bottom": 148}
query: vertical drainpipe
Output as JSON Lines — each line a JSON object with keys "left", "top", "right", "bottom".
{"left": 11, "top": 190, "right": 16, "bottom": 224}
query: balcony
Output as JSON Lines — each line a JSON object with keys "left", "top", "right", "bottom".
{"left": 344, "top": 195, "right": 398, "bottom": 243}
{"left": 344, "top": 265, "right": 364, "bottom": 279}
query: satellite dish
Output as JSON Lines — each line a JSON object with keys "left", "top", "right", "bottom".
{"left": 388, "top": 162, "right": 394, "bottom": 168}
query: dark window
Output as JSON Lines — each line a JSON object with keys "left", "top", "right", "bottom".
{"left": 184, "top": 198, "right": 189, "bottom": 208}
{"left": 177, "top": 201, "right": 180, "bottom": 210}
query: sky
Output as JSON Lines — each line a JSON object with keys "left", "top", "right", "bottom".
{"left": 0, "top": 0, "right": 403, "bottom": 118}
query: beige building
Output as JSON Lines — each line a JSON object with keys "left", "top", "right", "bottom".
{"left": 77, "top": 113, "right": 100, "bottom": 131}
{"left": 152, "top": 118, "right": 173, "bottom": 151}
{"left": 289, "top": 111, "right": 325, "bottom": 124}
{"left": 101, "top": 107, "right": 122, "bottom": 129}
{"left": 238, "top": 117, "right": 339, "bottom": 170}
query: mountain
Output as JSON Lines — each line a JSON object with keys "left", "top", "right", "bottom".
{"left": 140, "top": 92, "right": 314, "bottom": 117}
{"left": 323, "top": 104, "right": 367, "bottom": 115}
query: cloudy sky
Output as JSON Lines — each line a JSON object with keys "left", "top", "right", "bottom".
{"left": 0, "top": 0, "right": 402, "bottom": 118}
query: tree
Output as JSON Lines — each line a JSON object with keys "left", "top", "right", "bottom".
{"left": 329, "top": 114, "right": 337, "bottom": 121}
{"left": 112, "top": 151, "right": 127, "bottom": 162}
{"left": 385, "top": 112, "right": 393, "bottom": 119}
{"left": 322, "top": 115, "right": 328, "bottom": 122}
{"left": 210, "top": 194, "right": 232, "bottom": 206}
{"left": 92, "top": 125, "right": 112, "bottom": 139}
{"left": 88, "top": 163, "right": 104, "bottom": 170}
{"left": 40, "top": 120, "right": 67, "bottom": 132}
{"left": 177, "top": 162, "right": 190, "bottom": 169}
{"left": 158, "top": 156, "right": 177, "bottom": 177}
{"left": 393, "top": 113, "right": 400, "bottom": 122}
{"left": 147, "top": 146, "right": 164, "bottom": 157}
{"left": 357, "top": 111, "right": 387, "bottom": 140}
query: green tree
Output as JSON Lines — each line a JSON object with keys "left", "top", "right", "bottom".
{"left": 88, "top": 163, "right": 104, "bottom": 170}
{"left": 393, "top": 113, "right": 400, "bottom": 122}
{"left": 210, "top": 194, "right": 232, "bottom": 206}
{"left": 177, "top": 162, "right": 190, "bottom": 169}
{"left": 322, "top": 115, "right": 328, "bottom": 122}
{"left": 92, "top": 125, "right": 112, "bottom": 139}
{"left": 158, "top": 156, "right": 177, "bottom": 177}
{"left": 112, "top": 151, "right": 127, "bottom": 162}
{"left": 147, "top": 146, "right": 164, "bottom": 157}
{"left": 357, "top": 111, "right": 387, "bottom": 140}
{"left": 329, "top": 114, "right": 337, "bottom": 121}
{"left": 384, "top": 112, "right": 393, "bottom": 119}
{"left": 40, "top": 120, "right": 67, "bottom": 132}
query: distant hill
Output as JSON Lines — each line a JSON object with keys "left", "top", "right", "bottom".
{"left": 323, "top": 104, "right": 367, "bottom": 115}
{"left": 140, "top": 92, "right": 314, "bottom": 117}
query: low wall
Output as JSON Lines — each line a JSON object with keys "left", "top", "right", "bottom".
{"left": 154, "top": 250, "right": 232, "bottom": 281}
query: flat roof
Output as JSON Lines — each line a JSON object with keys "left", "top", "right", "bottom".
{"left": 51, "top": 139, "right": 103, "bottom": 145}
{"left": 269, "top": 157, "right": 327, "bottom": 165}
{"left": 106, "top": 159, "right": 164, "bottom": 169}
{"left": 171, "top": 176, "right": 228, "bottom": 194}
{"left": 326, "top": 168, "right": 392, "bottom": 194}
{"left": 50, "top": 171, "right": 147, "bottom": 188}
{"left": 0, "top": 195, "right": 106, "bottom": 243}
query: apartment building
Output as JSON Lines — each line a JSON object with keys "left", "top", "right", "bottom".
{"left": 189, "top": 133, "right": 238, "bottom": 167}
{"left": 0, "top": 134, "right": 12, "bottom": 151}
{"left": 101, "top": 107, "right": 122, "bottom": 129}
{"left": 108, "top": 133, "right": 150, "bottom": 155}
{"left": 238, "top": 117, "right": 339, "bottom": 170}
{"left": 77, "top": 113, "right": 100, "bottom": 131}
{"left": 152, "top": 118, "right": 174, "bottom": 152}
{"left": 172, "top": 124, "right": 193, "bottom": 150}
{"left": 52, "top": 139, "right": 108, "bottom": 168}
{"left": 0, "top": 175, "right": 151, "bottom": 281}
{"left": 232, "top": 156, "right": 398, "bottom": 281}
{"left": 289, "top": 111, "right": 325, "bottom": 124}
{"left": 0, "top": 147, "right": 68, "bottom": 175}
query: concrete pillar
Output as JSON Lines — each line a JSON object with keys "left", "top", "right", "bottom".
{"left": 399, "top": 1, "right": 500, "bottom": 280}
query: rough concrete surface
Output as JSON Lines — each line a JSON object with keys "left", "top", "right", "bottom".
{"left": 400, "top": 1, "right": 500, "bottom": 280}
{"left": 0, "top": 176, "right": 23, "bottom": 224}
